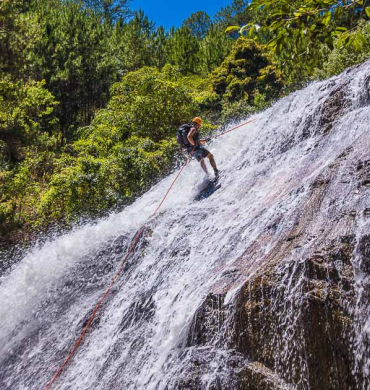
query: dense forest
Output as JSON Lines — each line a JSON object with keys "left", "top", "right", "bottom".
{"left": 1, "top": 0, "right": 370, "bottom": 252}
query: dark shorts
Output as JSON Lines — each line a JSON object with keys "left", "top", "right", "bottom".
{"left": 186, "top": 146, "right": 210, "bottom": 162}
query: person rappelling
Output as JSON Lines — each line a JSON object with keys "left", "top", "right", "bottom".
{"left": 177, "top": 117, "right": 219, "bottom": 177}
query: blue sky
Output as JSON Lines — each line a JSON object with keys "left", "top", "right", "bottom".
{"left": 130, "top": 0, "right": 233, "bottom": 29}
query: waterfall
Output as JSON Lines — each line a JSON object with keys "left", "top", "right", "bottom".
{"left": 1, "top": 60, "right": 370, "bottom": 390}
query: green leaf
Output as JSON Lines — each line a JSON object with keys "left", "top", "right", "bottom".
{"left": 325, "top": 35, "right": 334, "bottom": 50}
{"left": 344, "top": 35, "right": 353, "bottom": 47}
{"left": 334, "top": 6, "right": 343, "bottom": 19}
{"left": 268, "top": 39, "right": 277, "bottom": 48}
{"left": 271, "top": 11, "right": 285, "bottom": 18}
{"left": 352, "top": 36, "right": 362, "bottom": 51}
{"left": 365, "top": 7, "right": 370, "bottom": 18}
{"left": 240, "top": 25, "right": 250, "bottom": 35}
{"left": 322, "top": 11, "right": 331, "bottom": 26}
{"left": 247, "top": 26, "right": 255, "bottom": 37}
{"left": 356, "top": 31, "right": 367, "bottom": 45}
{"left": 225, "top": 26, "right": 240, "bottom": 33}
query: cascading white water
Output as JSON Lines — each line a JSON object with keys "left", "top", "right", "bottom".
{"left": 1, "top": 60, "right": 370, "bottom": 390}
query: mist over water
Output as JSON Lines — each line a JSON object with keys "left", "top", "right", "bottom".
{"left": 1, "top": 60, "right": 370, "bottom": 389}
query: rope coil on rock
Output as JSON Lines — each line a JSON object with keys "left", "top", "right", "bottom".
{"left": 46, "top": 118, "right": 257, "bottom": 389}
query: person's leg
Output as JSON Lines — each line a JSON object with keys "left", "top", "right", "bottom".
{"left": 207, "top": 152, "right": 218, "bottom": 174}
{"left": 200, "top": 158, "right": 209, "bottom": 174}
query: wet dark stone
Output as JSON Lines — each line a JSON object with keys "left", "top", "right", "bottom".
{"left": 187, "top": 293, "right": 226, "bottom": 347}
{"left": 317, "top": 84, "right": 349, "bottom": 135}
{"left": 163, "top": 348, "right": 290, "bottom": 390}
{"left": 358, "top": 74, "right": 370, "bottom": 107}
{"left": 119, "top": 293, "right": 156, "bottom": 331}
{"left": 357, "top": 235, "right": 370, "bottom": 274}
{"left": 355, "top": 160, "right": 370, "bottom": 189}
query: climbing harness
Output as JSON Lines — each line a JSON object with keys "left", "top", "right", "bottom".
{"left": 45, "top": 117, "right": 257, "bottom": 389}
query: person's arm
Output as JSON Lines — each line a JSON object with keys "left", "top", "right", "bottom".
{"left": 187, "top": 127, "right": 197, "bottom": 146}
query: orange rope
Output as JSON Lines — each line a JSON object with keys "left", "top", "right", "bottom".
{"left": 45, "top": 226, "right": 146, "bottom": 390}
{"left": 208, "top": 118, "right": 258, "bottom": 141}
{"left": 150, "top": 148, "right": 194, "bottom": 217}
{"left": 46, "top": 118, "right": 256, "bottom": 389}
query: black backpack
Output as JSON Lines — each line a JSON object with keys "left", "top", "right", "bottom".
{"left": 177, "top": 124, "right": 193, "bottom": 146}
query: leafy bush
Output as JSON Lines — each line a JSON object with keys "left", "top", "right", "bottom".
{"left": 0, "top": 77, "right": 59, "bottom": 161}
{"left": 314, "top": 21, "right": 370, "bottom": 80}
{"left": 211, "top": 37, "right": 282, "bottom": 105}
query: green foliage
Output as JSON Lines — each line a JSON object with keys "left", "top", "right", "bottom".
{"left": 0, "top": 150, "right": 52, "bottom": 230}
{"left": 221, "top": 99, "right": 254, "bottom": 124}
{"left": 0, "top": 77, "right": 59, "bottom": 161}
{"left": 315, "top": 21, "right": 370, "bottom": 79}
{"left": 95, "top": 66, "right": 199, "bottom": 141}
{"left": 83, "top": 0, "right": 131, "bottom": 24}
{"left": 109, "top": 10, "right": 158, "bottom": 73}
{"left": 39, "top": 136, "right": 175, "bottom": 223}
{"left": 225, "top": 0, "right": 370, "bottom": 87}
{"left": 167, "top": 26, "right": 201, "bottom": 74}
{"left": 0, "top": 1, "right": 38, "bottom": 76}
{"left": 215, "top": 0, "right": 251, "bottom": 28}
{"left": 245, "top": 0, "right": 370, "bottom": 55}
{"left": 0, "top": 65, "right": 214, "bottom": 230}
{"left": 211, "top": 37, "right": 282, "bottom": 105}
{"left": 199, "top": 25, "right": 233, "bottom": 75}
{"left": 28, "top": 0, "right": 118, "bottom": 135}
{"left": 0, "top": 140, "right": 10, "bottom": 172}
{"left": 183, "top": 11, "right": 212, "bottom": 39}
{"left": 240, "top": 0, "right": 369, "bottom": 61}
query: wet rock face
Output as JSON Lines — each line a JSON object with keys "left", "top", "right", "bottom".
{"left": 163, "top": 348, "right": 292, "bottom": 390}
{"left": 356, "top": 160, "right": 370, "bottom": 189}
{"left": 183, "top": 64, "right": 370, "bottom": 389}
{"left": 164, "top": 348, "right": 248, "bottom": 390}
{"left": 233, "top": 237, "right": 357, "bottom": 390}
{"left": 299, "top": 81, "right": 350, "bottom": 141}
{"left": 187, "top": 222, "right": 363, "bottom": 389}
{"left": 186, "top": 150, "right": 370, "bottom": 389}
{"left": 354, "top": 235, "right": 370, "bottom": 383}
{"left": 358, "top": 73, "right": 370, "bottom": 107}
{"left": 317, "top": 84, "right": 350, "bottom": 135}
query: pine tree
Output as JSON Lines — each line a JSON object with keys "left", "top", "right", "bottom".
{"left": 167, "top": 26, "right": 201, "bottom": 74}
{"left": 199, "top": 25, "right": 232, "bottom": 75}
{"left": 28, "top": 0, "right": 118, "bottom": 136}
{"left": 183, "top": 11, "right": 211, "bottom": 39}
{"left": 82, "top": 0, "right": 131, "bottom": 24}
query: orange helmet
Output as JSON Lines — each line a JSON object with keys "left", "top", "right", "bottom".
{"left": 192, "top": 117, "right": 202, "bottom": 126}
